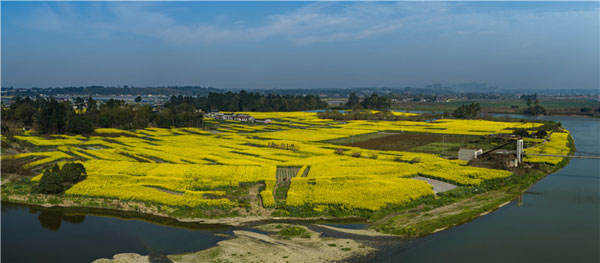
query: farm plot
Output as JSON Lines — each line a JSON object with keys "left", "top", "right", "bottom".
{"left": 6, "top": 111, "right": 563, "bottom": 214}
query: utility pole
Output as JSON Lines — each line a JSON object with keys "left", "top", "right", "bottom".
{"left": 442, "top": 134, "right": 446, "bottom": 157}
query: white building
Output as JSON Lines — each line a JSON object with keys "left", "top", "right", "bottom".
{"left": 458, "top": 148, "right": 483, "bottom": 161}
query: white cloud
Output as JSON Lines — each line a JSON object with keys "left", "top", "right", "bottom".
{"left": 21, "top": 2, "right": 599, "bottom": 47}
{"left": 22, "top": 2, "right": 415, "bottom": 45}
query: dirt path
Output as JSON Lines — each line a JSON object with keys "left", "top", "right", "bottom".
{"left": 413, "top": 176, "right": 457, "bottom": 194}
{"left": 247, "top": 184, "right": 271, "bottom": 216}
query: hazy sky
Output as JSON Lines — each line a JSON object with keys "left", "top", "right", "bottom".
{"left": 2, "top": 1, "right": 599, "bottom": 90}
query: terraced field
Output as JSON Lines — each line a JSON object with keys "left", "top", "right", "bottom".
{"left": 4, "top": 112, "right": 567, "bottom": 214}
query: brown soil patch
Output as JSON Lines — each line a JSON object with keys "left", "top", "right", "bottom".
{"left": 346, "top": 133, "right": 467, "bottom": 151}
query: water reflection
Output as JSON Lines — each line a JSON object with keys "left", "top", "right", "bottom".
{"left": 2, "top": 202, "right": 234, "bottom": 262}
{"left": 38, "top": 211, "right": 84, "bottom": 231}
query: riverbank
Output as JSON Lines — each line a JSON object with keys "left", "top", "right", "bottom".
{"left": 1, "top": 123, "right": 576, "bottom": 238}
{"left": 1, "top": 155, "right": 571, "bottom": 238}
{"left": 369, "top": 135, "right": 574, "bottom": 236}
{"left": 1, "top": 188, "right": 368, "bottom": 227}
{"left": 94, "top": 223, "right": 374, "bottom": 263}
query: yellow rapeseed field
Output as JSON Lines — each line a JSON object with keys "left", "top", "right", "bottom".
{"left": 6, "top": 111, "right": 563, "bottom": 211}
{"left": 524, "top": 131, "right": 571, "bottom": 164}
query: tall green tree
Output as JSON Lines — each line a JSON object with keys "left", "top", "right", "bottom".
{"left": 452, "top": 103, "right": 481, "bottom": 119}
{"left": 346, "top": 93, "right": 360, "bottom": 107}
{"left": 37, "top": 99, "right": 69, "bottom": 134}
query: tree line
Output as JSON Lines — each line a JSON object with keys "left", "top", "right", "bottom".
{"left": 165, "top": 91, "right": 328, "bottom": 112}
{"left": 1, "top": 91, "right": 329, "bottom": 135}
{"left": 317, "top": 110, "right": 402, "bottom": 121}
{"left": 1, "top": 96, "right": 188, "bottom": 135}
{"left": 344, "top": 93, "right": 392, "bottom": 110}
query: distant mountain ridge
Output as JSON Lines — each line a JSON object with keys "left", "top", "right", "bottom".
{"left": 2, "top": 84, "right": 598, "bottom": 97}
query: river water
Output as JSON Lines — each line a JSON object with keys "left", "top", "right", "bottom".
{"left": 2, "top": 115, "right": 598, "bottom": 262}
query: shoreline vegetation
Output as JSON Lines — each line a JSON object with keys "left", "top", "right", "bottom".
{"left": 1, "top": 135, "right": 574, "bottom": 226}
{"left": 1, "top": 142, "right": 573, "bottom": 232}
{"left": 1, "top": 109, "right": 575, "bottom": 262}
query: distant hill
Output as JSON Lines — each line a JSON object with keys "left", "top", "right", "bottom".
{"left": 2, "top": 84, "right": 597, "bottom": 98}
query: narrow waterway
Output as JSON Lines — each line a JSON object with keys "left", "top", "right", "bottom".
{"left": 2, "top": 115, "right": 598, "bottom": 263}
{"left": 364, "top": 115, "right": 600, "bottom": 262}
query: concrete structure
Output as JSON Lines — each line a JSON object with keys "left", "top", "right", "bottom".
{"left": 458, "top": 148, "right": 483, "bottom": 161}
{"left": 516, "top": 139, "right": 524, "bottom": 163}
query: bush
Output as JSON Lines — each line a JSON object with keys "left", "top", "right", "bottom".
{"left": 38, "top": 164, "right": 64, "bottom": 194}
{"left": 278, "top": 226, "right": 309, "bottom": 238}
{"left": 36, "top": 162, "right": 87, "bottom": 195}
{"left": 61, "top": 162, "right": 87, "bottom": 184}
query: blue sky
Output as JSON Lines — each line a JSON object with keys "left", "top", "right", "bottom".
{"left": 2, "top": 1, "right": 598, "bottom": 90}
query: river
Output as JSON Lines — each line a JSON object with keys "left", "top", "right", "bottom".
{"left": 2, "top": 115, "right": 598, "bottom": 262}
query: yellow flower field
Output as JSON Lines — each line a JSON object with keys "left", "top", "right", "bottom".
{"left": 524, "top": 131, "right": 571, "bottom": 164}
{"left": 6, "top": 111, "right": 562, "bottom": 211}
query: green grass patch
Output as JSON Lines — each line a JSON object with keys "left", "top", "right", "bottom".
{"left": 277, "top": 226, "right": 310, "bottom": 238}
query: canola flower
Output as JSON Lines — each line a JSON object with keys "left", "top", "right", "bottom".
{"left": 286, "top": 176, "right": 434, "bottom": 210}
{"left": 5, "top": 112, "right": 555, "bottom": 210}
{"left": 5, "top": 151, "right": 73, "bottom": 168}
{"left": 524, "top": 131, "right": 571, "bottom": 165}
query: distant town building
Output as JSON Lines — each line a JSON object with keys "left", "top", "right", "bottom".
{"left": 255, "top": 119, "right": 272, "bottom": 124}
{"left": 206, "top": 112, "right": 255, "bottom": 122}
{"left": 458, "top": 148, "right": 483, "bottom": 161}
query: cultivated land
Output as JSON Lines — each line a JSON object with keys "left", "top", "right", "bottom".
{"left": 2, "top": 111, "right": 573, "bottom": 243}
{"left": 392, "top": 98, "right": 600, "bottom": 117}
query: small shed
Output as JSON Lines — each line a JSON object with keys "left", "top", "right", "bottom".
{"left": 458, "top": 148, "right": 483, "bottom": 161}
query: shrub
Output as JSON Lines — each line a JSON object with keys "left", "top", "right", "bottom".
{"left": 61, "top": 162, "right": 87, "bottom": 184}
{"left": 277, "top": 226, "right": 309, "bottom": 238}
{"left": 38, "top": 164, "right": 64, "bottom": 194}
{"left": 36, "top": 162, "right": 87, "bottom": 195}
